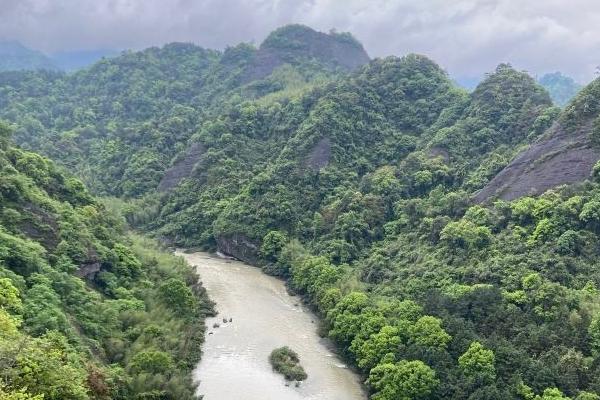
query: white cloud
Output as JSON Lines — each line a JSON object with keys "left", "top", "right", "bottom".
{"left": 0, "top": 0, "right": 598, "bottom": 81}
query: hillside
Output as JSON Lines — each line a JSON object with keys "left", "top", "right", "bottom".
{"left": 475, "top": 78, "right": 600, "bottom": 202}
{"left": 241, "top": 24, "right": 370, "bottom": 82}
{"left": 0, "top": 25, "right": 368, "bottom": 197}
{"left": 0, "top": 41, "right": 57, "bottom": 72}
{"left": 144, "top": 61, "right": 600, "bottom": 399}
{"left": 0, "top": 123, "right": 212, "bottom": 399}
{"left": 3, "top": 23, "right": 600, "bottom": 400}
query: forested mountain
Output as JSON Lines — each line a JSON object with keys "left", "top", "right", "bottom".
{"left": 539, "top": 72, "right": 582, "bottom": 107}
{"left": 0, "top": 40, "right": 57, "bottom": 72}
{"left": 0, "top": 25, "right": 369, "bottom": 197}
{"left": 0, "top": 122, "right": 212, "bottom": 399}
{"left": 3, "top": 23, "right": 600, "bottom": 400}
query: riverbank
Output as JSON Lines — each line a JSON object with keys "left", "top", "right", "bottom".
{"left": 178, "top": 251, "right": 367, "bottom": 400}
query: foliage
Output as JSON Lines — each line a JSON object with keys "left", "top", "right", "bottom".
{"left": 3, "top": 24, "right": 600, "bottom": 400}
{"left": 268, "top": 346, "right": 308, "bottom": 381}
{"left": 0, "top": 130, "right": 212, "bottom": 398}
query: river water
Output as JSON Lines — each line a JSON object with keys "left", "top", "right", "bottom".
{"left": 178, "top": 251, "right": 367, "bottom": 400}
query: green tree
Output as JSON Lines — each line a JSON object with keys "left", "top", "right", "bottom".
{"left": 367, "top": 360, "right": 439, "bottom": 400}
{"left": 459, "top": 341, "right": 496, "bottom": 383}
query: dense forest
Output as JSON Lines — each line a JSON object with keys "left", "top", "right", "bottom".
{"left": 2, "top": 23, "right": 600, "bottom": 399}
{"left": 0, "top": 122, "right": 212, "bottom": 398}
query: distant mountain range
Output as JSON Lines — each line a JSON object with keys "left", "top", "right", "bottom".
{"left": 0, "top": 40, "right": 58, "bottom": 71}
{"left": 0, "top": 40, "right": 118, "bottom": 72}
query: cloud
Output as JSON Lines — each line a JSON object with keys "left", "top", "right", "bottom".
{"left": 0, "top": 0, "right": 598, "bottom": 81}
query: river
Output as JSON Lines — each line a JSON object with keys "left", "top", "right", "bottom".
{"left": 178, "top": 251, "right": 367, "bottom": 400}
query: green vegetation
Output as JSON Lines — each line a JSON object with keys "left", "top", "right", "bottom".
{"left": 146, "top": 57, "right": 600, "bottom": 399}
{"left": 0, "top": 123, "right": 212, "bottom": 399}
{"left": 3, "top": 23, "right": 600, "bottom": 400}
{"left": 269, "top": 346, "right": 308, "bottom": 381}
{"left": 0, "top": 26, "right": 366, "bottom": 198}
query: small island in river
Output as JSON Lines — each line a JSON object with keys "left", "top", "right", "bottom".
{"left": 269, "top": 346, "right": 308, "bottom": 382}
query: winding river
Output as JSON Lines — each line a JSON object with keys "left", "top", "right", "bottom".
{"left": 178, "top": 251, "right": 367, "bottom": 400}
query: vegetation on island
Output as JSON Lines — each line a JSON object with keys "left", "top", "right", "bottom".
{"left": 269, "top": 346, "right": 308, "bottom": 382}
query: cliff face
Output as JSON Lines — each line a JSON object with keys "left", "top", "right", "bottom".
{"left": 216, "top": 234, "right": 260, "bottom": 265}
{"left": 474, "top": 122, "right": 600, "bottom": 202}
{"left": 158, "top": 142, "right": 205, "bottom": 192}
{"left": 241, "top": 25, "right": 370, "bottom": 83}
{"left": 475, "top": 78, "right": 600, "bottom": 202}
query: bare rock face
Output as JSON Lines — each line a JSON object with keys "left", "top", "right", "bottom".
{"left": 158, "top": 142, "right": 205, "bottom": 192}
{"left": 216, "top": 234, "right": 260, "bottom": 265}
{"left": 305, "top": 137, "right": 331, "bottom": 171}
{"left": 76, "top": 248, "right": 102, "bottom": 280}
{"left": 474, "top": 122, "right": 600, "bottom": 202}
{"left": 241, "top": 25, "right": 370, "bottom": 83}
{"left": 76, "top": 261, "right": 102, "bottom": 279}
{"left": 19, "top": 202, "right": 60, "bottom": 249}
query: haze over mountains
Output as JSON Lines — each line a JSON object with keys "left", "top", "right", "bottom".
{"left": 0, "top": 39, "right": 118, "bottom": 72}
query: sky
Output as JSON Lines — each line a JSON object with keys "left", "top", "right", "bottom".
{"left": 1, "top": 0, "right": 599, "bottom": 82}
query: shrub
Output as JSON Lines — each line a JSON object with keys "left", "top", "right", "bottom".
{"left": 268, "top": 346, "right": 307, "bottom": 381}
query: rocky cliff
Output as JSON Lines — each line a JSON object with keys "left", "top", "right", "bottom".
{"left": 158, "top": 142, "right": 205, "bottom": 192}
{"left": 474, "top": 122, "right": 600, "bottom": 202}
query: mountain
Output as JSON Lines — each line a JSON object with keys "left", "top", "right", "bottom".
{"left": 50, "top": 48, "right": 120, "bottom": 71}
{"left": 0, "top": 123, "right": 212, "bottom": 398}
{"left": 539, "top": 72, "right": 582, "bottom": 107}
{"left": 475, "top": 77, "right": 600, "bottom": 202}
{"left": 147, "top": 61, "right": 600, "bottom": 399}
{"left": 0, "top": 25, "right": 369, "bottom": 197}
{"left": 3, "top": 24, "right": 600, "bottom": 400}
{"left": 241, "top": 24, "right": 370, "bottom": 82}
{"left": 0, "top": 40, "right": 57, "bottom": 71}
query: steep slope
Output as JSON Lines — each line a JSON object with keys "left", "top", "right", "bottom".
{"left": 475, "top": 78, "right": 600, "bottom": 202}
{"left": 0, "top": 123, "right": 211, "bottom": 399}
{"left": 0, "top": 40, "right": 57, "bottom": 71}
{"left": 145, "top": 61, "right": 600, "bottom": 400}
{"left": 0, "top": 25, "right": 367, "bottom": 197}
{"left": 153, "top": 54, "right": 465, "bottom": 254}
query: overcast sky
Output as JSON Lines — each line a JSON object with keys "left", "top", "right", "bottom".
{"left": 2, "top": 0, "right": 599, "bottom": 82}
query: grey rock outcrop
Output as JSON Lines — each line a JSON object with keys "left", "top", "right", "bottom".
{"left": 158, "top": 142, "right": 205, "bottom": 192}
{"left": 474, "top": 122, "right": 600, "bottom": 202}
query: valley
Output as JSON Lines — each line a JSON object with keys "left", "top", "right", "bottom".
{"left": 1, "top": 21, "right": 600, "bottom": 400}
{"left": 180, "top": 251, "right": 365, "bottom": 400}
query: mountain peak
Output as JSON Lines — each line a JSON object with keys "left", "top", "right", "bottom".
{"left": 241, "top": 24, "right": 370, "bottom": 82}
{"left": 0, "top": 40, "right": 57, "bottom": 71}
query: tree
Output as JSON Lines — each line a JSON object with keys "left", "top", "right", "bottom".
{"left": 130, "top": 350, "right": 174, "bottom": 374}
{"left": 367, "top": 360, "right": 439, "bottom": 400}
{"left": 589, "top": 313, "right": 600, "bottom": 354}
{"left": 458, "top": 341, "right": 496, "bottom": 383}
{"left": 408, "top": 316, "right": 451, "bottom": 350}
{"left": 356, "top": 325, "right": 402, "bottom": 371}
{"left": 0, "top": 278, "right": 22, "bottom": 313}
{"left": 440, "top": 220, "right": 491, "bottom": 250}
{"left": 260, "top": 230, "right": 288, "bottom": 262}
{"left": 159, "top": 278, "right": 196, "bottom": 316}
